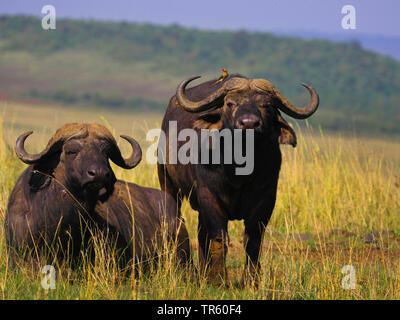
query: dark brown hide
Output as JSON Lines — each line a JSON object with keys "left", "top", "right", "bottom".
{"left": 95, "top": 181, "right": 191, "bottom": 269}
{"left": 5, "top": 123, "right": 183, "bottom": 271}
{"left": 158, "top": 75, "right": 318, "bottom": 285}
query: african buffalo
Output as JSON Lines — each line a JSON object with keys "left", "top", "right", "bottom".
{"left": 94, "top": 180, "right": 191, "bottom": 269}
{"left": 158, "top": 74, "right": 319, "bottom": 285}
{"left": 5, "top": 123, "right": 190, "bottom": 270}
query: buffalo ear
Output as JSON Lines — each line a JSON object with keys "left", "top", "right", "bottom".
{"left": 28, "top": 153, "right": 60, "bottom": 191}
{"left": 276, "top": 113, "right": 297, "bottom": 147}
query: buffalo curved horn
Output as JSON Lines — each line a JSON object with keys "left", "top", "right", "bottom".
{"left": 15, "top": 131, "right": 60, "bottom": 164}
{"left": 109, "top": 135, "right": 142, "bottom": 169}
{"left": 176, "top": 76, "right": 229, "bottom": 113}
{"left": 273, "top": 83, "right": 319, "bottom": 119}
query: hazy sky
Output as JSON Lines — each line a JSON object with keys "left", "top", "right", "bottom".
{"left": 0, "top": 0, "right": 399, "bottom": 36}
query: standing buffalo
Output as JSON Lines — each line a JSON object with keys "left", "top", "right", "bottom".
{"left": 158, "top": 75, "right": 319, "bottom": 285}
{"left": 5, "top": 123, "right": 190, "bottom": 270}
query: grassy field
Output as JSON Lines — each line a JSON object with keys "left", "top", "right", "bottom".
{"left": 0, "top": 101, "right": 399, "bottom": 299}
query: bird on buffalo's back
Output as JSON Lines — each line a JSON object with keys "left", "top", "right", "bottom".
{"left": 213, "top": 68, "right": 229, "bottom": 85}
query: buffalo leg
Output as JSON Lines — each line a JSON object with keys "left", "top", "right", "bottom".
{"left": 242, "top": 220, "right": 266, "bottom": 285}
{"left": 197, "top": 218, "right": 228, "bottom": 286}
{"left": 197, "top": 189, "right": 228, "bottom": 285}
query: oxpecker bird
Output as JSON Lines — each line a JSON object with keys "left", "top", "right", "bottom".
{"left": 213, "top": 68, "right": 229, "bottom": 85}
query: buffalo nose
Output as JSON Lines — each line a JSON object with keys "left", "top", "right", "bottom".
{"left": 236, "top": 114, "right": 261, "bottom": 129}
{"left": 86, "top": 165, "right": 111, "bottom": 181}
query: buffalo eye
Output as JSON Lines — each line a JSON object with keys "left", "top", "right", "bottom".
{"left": 98, "top": 141, "right": 112, "bottom": 155}
{"left": 65, "top": 150, "right": 78, "bottom": 156}
{"left": 226, "top": 102, "right": 235, "bottom": 108}
{"left": 64, "top": 146, "right": 81, "bottom": 156}
{"left": 259, "top": 101, "right": 271, "bottom": 108}
{"left": 64, "top": 140, "right": 82, "bottom": 157}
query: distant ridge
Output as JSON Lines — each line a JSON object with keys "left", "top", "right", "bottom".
{"left": 0, "top": 15, "right": 399, "bottom": 134}
{"left": 273, "top": 30, "right": 400, "bottom": 61}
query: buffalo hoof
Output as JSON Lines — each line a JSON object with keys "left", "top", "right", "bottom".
{"left": 239, "top": 264, "right": 261, "bottom": 288}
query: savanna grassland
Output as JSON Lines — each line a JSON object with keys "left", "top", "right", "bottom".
{"left": 0, "top": 101, "right": 399, "bottom": 300}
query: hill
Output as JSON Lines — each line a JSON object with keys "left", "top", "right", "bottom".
{"left": 0, "top": 15, "right": 399, "bottom": 133}
{"left": 274, "top": 30, "right": 400, "bottom": 61}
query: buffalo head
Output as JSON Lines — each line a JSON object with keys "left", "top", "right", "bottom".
{"left": 15, "top": 123, "right": 142, "bottom": 200}
{"left": 176, "top": 76, "right": 319, "bottom": 147}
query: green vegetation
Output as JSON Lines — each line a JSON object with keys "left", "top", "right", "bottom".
{"left": 0, "top": 15, "right": 399, "bottom": 133}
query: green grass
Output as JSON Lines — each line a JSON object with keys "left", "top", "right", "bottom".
{"left": 0, "top": 102, "right": 400, "bottom": 299}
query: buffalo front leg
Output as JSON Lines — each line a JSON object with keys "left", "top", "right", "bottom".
{"left": 197, "top": 190, "right": 228, "bottom": 286}
{"left": 198, "top": 217, "right": 228, "bottom": 286}
{"left": 242, "top": 220, "right": 267, "bottom": 286}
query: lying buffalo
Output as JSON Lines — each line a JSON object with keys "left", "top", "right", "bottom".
{"left": 158, "top": 74, "right": 319, "bottom": 285}
{"left": 94, "top": 180, "right": 191, "bottom": 269}
{"left": 5, "top": 123, "right": 190, "bottom": 270}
